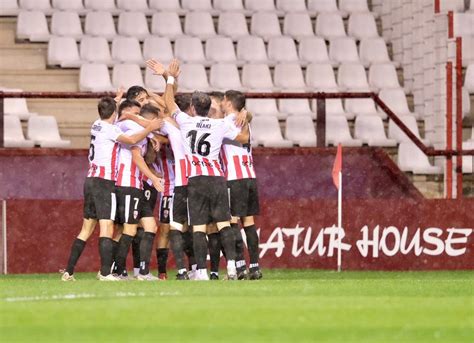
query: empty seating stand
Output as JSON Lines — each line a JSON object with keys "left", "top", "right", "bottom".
{"left": 27, "top": 116, "right": 71, "bottom": 148}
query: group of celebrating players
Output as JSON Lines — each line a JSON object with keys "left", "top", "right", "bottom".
{"left": 61, "top": 58, "right": 262, "bottom": 281}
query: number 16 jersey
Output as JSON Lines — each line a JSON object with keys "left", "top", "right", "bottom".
{"left": 173, "top": 110, "right": 240, "bottom": 179}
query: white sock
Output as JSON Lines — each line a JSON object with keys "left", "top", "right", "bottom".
{"left": 133, "top": 268, "right": 140, "bottom": 277}
{"left": 178, "top": 268, "right": 187, "bottom": 275}
{"left": 192, "top": 264, "right": 197, "bottom": 271}
{"left": 227, "top": 260, "right": 236, "bottom": 273}
{"left": 250, "top": 263, "right": 259, "bottom": 269}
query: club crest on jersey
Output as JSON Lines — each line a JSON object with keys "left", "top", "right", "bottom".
{"left": 163, "top": 209, "right": 169, "bottom": 218}
{"left": 133, "top": 210, "right": 138, "bottom": 219}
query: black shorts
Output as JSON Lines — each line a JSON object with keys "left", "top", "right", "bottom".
{"left": 142, "top": 182, "right": 158, "bottom": 218}
{"left": 115, "top": 186, "right": 146, "bottom": 225}
{"left": 159, "top": 195, "right": 172, "bottom": 224}
{"left": 187, "top": 176, "right": 231, "bottom": 226}
{"left": 171, "top": 186, "right": 188, "bottom": 226}
{"left": 83, "top": 177, "right": 116, "bottom": 220}
{"left": 228, "top": 178, "right": 260, "bottom": 217}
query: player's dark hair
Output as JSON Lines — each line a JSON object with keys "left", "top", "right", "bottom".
{"left": 140, "top": 104, "right": 160, "bottom": 119}
{"left": 224, "top": 90, "right": 246, "bottom": 112}
{"left": 125, "top": 86, "right": 148, "bottom": 101}
{"left": 118, "top": 99, "right": 141, "bottom": 118}
{"left": 97, "top": 97, "right": 117, "bottom": 120}
{"left": 208, "top": 91, "right": 224, "bottom": 102}
{"left": 191, "top": 91, "right": 211, "bottom": 117}
{"left": 175, "top": 94, "right": 192, "bottom": 113}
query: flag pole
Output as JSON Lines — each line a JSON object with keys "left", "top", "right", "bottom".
{"left": 337, "top": 170, "right": 342, "bottom": 272}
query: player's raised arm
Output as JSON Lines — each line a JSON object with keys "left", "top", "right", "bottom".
{"left": 146, "top": 59, "right": 180, "bottom": 115}
{"left": 117, "top": 118, "right": 163, "bottom": 145}
{"left": 131, "top": 146, "right": 164, "bottom": 192}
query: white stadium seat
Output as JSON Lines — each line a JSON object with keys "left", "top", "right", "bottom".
{"left": 326, "top": 115, "right": 362, "bottom": 146}
{"left": 79, "top": 63, "right": 114, "bottom": 92}
{"left": 359, "top": 38, "right": 395, "bottom": 67}
{"left": 251, "top": 12, "right": 282, "bottom": 42}
{"left": 308, "top": 0, "right": 341, "bottom": 15}
{"left": 251, "top": 116, "right": 293, "bottom": 148}
{"left": 182, "top": 0, "right": 213, "bottom": 12}
{"left": 245, "top": 0, "right": 277, "bottom": 12}
{"left": 80, "top": 36, "right": 113, "bottom": 66}
{"left": 242, "top": 64, "right": 275, "bottom": 92}
{"left": 27, "top": 116, "right": 71, "bottom": 148}
{"left": 184, "top": 12, "right": 216, "bottom": 40}
{"left": 178, "top": 64, "right": 210, "bottom": 92}
{"left": 84, "top": 11, "right": 116, "bottom": 41}
{"left": 16, "top": 11, "right": 50, "bottom": 42}
{"left": 0, "top": 0, "right": 19, "bottom": 15}
{"left": 462, "top": 36, "right": 474, "bottom": 67}
{"left": 246, "top": 99, "right": 287, "bottom": 120}
{"left": 348, "top": 13, "right": 379, "bottom": 40}
{"left": 151, "top": 12, "right": 184, "bottom": 40}
{"left": 299, "top": 37, "right": 335, "bottom": 66}
{"left": 214, "top": 0, "right": 245, "bottom": 12}
{"left": 464, "top": 64, "right": 474, "bottom": 94}
{"left": 4, "top": 89, "right": 37, "bottom": 120}
{"left": 388, "top": 115, "right": 428, "bottom": 145}
{"left": 143, "top": 37, "right": 174, "bottom": 65}
{"left": 369, "top": 63, "right": 402, "bottom": 91}
{"left": 174, "top": 37, "right": 206, "bottom": 64}
{"left": 316, "top": 13, "right": 346, "bottom": 40}
{"left": 267, "top": 37, "right": 299, "bottom": 64}
{"left": 112, "top": 64, "right": 144, "bottom": 89}
{"left": 339, "top": 0, "right": 371, "bottom": 15}
{"left": 462, "top": 87, "right": 470, "bottom": 116}
{"left": 329, "top": 38, "right": 359, "bottom": 64}
{"left": 279, "top": 99, "right": 314, "bottom": 118}
{"left": 84, "top": 0, "right": 118, "bottom": 14}
{"left": 206, "top": 36, "right": 238, "bottom": 64}
{"left": 344, "top": 98, "right": 379, "bottom": 118}
{"left": 145, "top": 68, "right": 165, "bottom": 92}
{"left": 274, "top": 63, "right": 307, "bottom": 91}
{"left": 311, "top": 99, "right": 352, "bottom": 119}
{"left": 48, "top": 36, "right": 82, "bottom": 68}
{"left": 285, "top": 116, "right": 317, "bottom": 147}
{"left": 453, "top": 13, "right": 474, "bottom": 37}
{"left": 112, "top": 37, "right": 144, "bottom": 66}
{"left": 283, "top": 13, "right": 314, "bottom": 41}
{"left": 337, "top": 63, "right": 370, "bottom": 91}
{"left": 51, "top": 11, "right": 83, "bottom": 40}
{"left": 209, "top": 63, "right": 243, "bottom": 91}
{"left": 462, "top": 141, "right": 474, "bottom": 174}
{"left": 217, "top": 12, "right": 249, "bottom": 41}
{"left": 52, "top": 0, "right": 86, "bottom": 13}
{"left": 118, "top": 12, "right": 150, "bottom": 41}
{"left": 306, "top": 63, "right": 339, "bottom": 92}
{"left": 440, "top": 0, "right": 465, "bottom": 12}
{"left": 19, "top": 0, "right": 52, "bottom": 14}
{"left": 149, "top": 0, "right": 183, "bottom": 14}
{"left": 354, "top": 115, "right": 397, "bottom": 147}
{"left": 237, "top": 36, "right": 268, "bottom": 63}
{"left": 4, "top": 115, "right": 35, "bottom": 148}
{"left": 398, "top": 142, "right": 442, "bottom": 174}
{"left": 277, "top": 0, "right": 307, "bottom": 13}
{"left": 117, "top": 0, "right": 152, "bottom": 14}
{"left": 378, "top": 89, "right": 420, "bottom": 119}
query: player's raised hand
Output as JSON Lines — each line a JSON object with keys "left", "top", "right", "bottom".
{"left": 149, "top": 118, "right": 164, "bottom": 131}
{"left": 234, "top": 108, "right": 248, "bottom": 127}
{"left": 146, "top": 59, "right": 166, "bottom": 76}
{"left": 167, "top": 58, "right": 181, "bottom": 78}
{"left": 152, "top": 176, "right": 165, "bottom": 192}
{"left": 114, "top": 86, "right": 125, "bottom": 103}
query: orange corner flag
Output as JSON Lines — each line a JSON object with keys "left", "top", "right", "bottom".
{"left": 332, "top": 144, "right": 342, "bottom": 189}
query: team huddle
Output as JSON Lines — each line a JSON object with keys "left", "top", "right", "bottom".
{"left": 61, "top": 59, "right": 262, "bottom": 281}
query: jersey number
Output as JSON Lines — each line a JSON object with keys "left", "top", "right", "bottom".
{"left": 89, "top": 135, "right": 96, "bottom": 161}
{"left": 187, "top": 130, "right": 211, "bottom": 156}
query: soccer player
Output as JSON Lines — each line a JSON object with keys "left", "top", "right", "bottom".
{"left": 61, "top": 97, "right": 162, "bottom": 281}
{"left": 221, "top": 90, "right": 262, "bottom": 280}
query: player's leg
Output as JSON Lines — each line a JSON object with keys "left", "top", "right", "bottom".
{"left": 98, "top": 219, "right": 116, "bottom": 279}
{"left": 137, "top": 216, "right": 158, "bottom": 280}
{"left": 131, "top": 227, "right": 144, "bottom": 277}
{"left": 192, "top": 224, "right": 209, "bottom": 280}
{"left": 243, "top": 179, "right": 262, "bottom": 280}
{"left": 182, "top": 224, "right": 196, "bottom": 273}
{"left": 168, "top": 187, "right": 190, "bottom": 280}
{"left": 114, "top": 223, "right": 137, "bottom": 276}
{"left": 207, "top": 223, "right": 221, "bottom": 280}
{"left": 156, "top": 223, "right": 170, "bottom": 279}
{"left": 231, "top": 217, "right": 247, "bottom": 279}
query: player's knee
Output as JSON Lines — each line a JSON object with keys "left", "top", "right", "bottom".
{"left": 242, "top": 216, "right": 255, "bottom": 227}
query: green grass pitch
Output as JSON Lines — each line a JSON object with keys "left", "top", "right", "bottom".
{"left": 1, "top": 270, "right": 473, "bottom": 342}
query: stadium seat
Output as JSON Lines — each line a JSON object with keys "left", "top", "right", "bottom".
{"left": 388, "top": 115, "right": 428, "bottom": 145}
{"left": 326, "top": 115, "right": 362, "bottom": 146}
{"left": 16, "top": 11, "right": 50, "bottom": 42}
{"left": 217, "top": 12, "right": 249, "bottom": 41}
{"left": 246, "top": 99, "right": 287, "bottom": 119}
{"left": 79, "top": 63, "right": 114, "bottom": 92}
{"left": 4, "top": 89, "right": 38, "bottom": 120}
{"left": 462, "top": 36, "right": 474, "bottom": 67}
{"left": 112, "top": 64, "right": 144, "bottom": 89}
{"left": 348, "top": 13, "right": 379, "bottom": 40}
{"left": 299, "top": 37, "right": 335, "bottom": 66}
{"left": 27, "top": 116, "right": 71, "bottom": 148}
{"left": 112, "top": 37, "right": 144, "bottom": 66}
{"left": 359, "top": 38, "right": 396, "bottom": 67}
{"left": 117, "top": 0, "right": 152, "bottom": 14}
{"left": 51, "top": 12, "right": 83, "bottom": 40}
{"left": 245, "top": 0, "right": 278, "bottom": 12}
{"left": 237, "top": 36, "right": 268, "bottom": 63}
{"left": 453, "top": 13, "right": 474, "bottom": 37}
{"left": 369, "top": 63, "right": 402, "bottom": 91}
{"left": 462, "top": 141, "right": 474, "bottom": 174}
{"left": 354, "top": 115, "right": 397, "bottom": 147}
{"left": 462, "top": 87, "right": 470, "bottom": 116}
{"left": 337, "top": 63, "right": 370, "bottom": 91}
{"left": 182, "top": 0, "right": 213, "bottom": 12}
{"left": 283, "top": 13, "right": 314, "bottom": 41}
{"left": 80, "top": 37, "right": 113, "bottom": 66}
{"left": 279, "top": 99, "right": 314, "bottom": 118}
{"left": 250, "top": 116, "right": 293, "bottom": 148}
{"left": 344, "top": 98, "right": 380, "bottom": 118}
{"left": 439, "top": 0, "right": 465, "bottom": 12}
{"left": 339, "top": 0, "right": 371, "bottom": 16}
{"left": 209, "top": 63, "right": 243, "bottom": 91}
{"left": 307, "top": 0, "right": 341, "bottom": 15}
{"left": 311, "top": 98, "right": 352, "bottom": 119}
{"left": 47, "top": 36, "right": 82, "bottom": 68}
{"left": 84, "top": 11, "right": 116, "bottom": 41}
{"left": 184, "top": 12, "right": 216, "bottom": 40}
{"left": 174, "top": 37, "right": 207, "bottom": 65}
{"left": 267, "top": 37, "right": 299, "bottom": 64}
{"left": 274, "top": 64, "right": 307, "bottom": 91}
{"left": 151, "top": 12, "right": 184, "bottom": 40}
{"left": 118, "top": 12, "right": 150, "bottom": 41}
{"left": 4, "top": 115, "right": 35, "bottom": 148}
{"left": 0, "top": 0, "right": 19, "bottom": 15}
{"left": 52, "top": 0, "right": 86, "bottom": 14}
{"left": 19, "top": 0, "right": 52, "bottom": 14}
{"left": 285, "top": 116, "right": 317, "bottom": 147}
{"left": 177, "top": 64, "right": 210, "bottom": 92}
{"left": 277, "top": 0, "right": 307, "bottom": 12}
{"left": 464, "top": 64, "right": 474, "bottom": 94}
{"left": 206, "top": 36, "right": 238, "bottom": 64}
{"left": 378, "top": 89, "right": 420, "bottom": 119}
{"left": 306, "top": 63, "right": 339, "bottom": 92}
{"left": 329, "top": 38, "right": 359, "bottom": 64}
{"left": 149, "top": 0, "right": 183, "bottom": 14}
{"left": 145, "top": 68, "right": 165, "bottom": 92}
{"left": 251, "top": 12, "right": 282, "bottom": 41}
{"left": 398, "top": 142, "right": 442, "bottom": 174}
{"left": 84, "top": 0, "right": 119, "bottom": 14}
{"left": 214, "top": 0, "right": 245, "bottom": 12}
{"left": 242, "top": 64, "right": 275, "bottom": 92}
{"left": 143, "top": 37, "right": 174, "bottom": 65}
{"left": 315, "top": 13, "right": 346, "bottom": 40}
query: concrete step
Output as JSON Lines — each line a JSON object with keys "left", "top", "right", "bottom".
{"left": 0, "top": 69, "right": 79, "bottom": 91}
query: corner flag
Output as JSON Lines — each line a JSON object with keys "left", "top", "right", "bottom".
{"left": 332, "top": 144, "right": 342, "bottom": 189}
{"left": 332, "top": 144, "right": 343, "bottom": 272}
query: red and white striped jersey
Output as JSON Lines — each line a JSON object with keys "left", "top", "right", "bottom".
{"left": 87, "top": 119, "right": 122, "bottom": 181}
{"left": 160, "top": 120, "right": 187, "bottom": 187}
{"left": 173, "top": 111, "right": 240, "bottom": 179}
{"left": 115, "top": 120, "right": 148, "bottom": 189}
{"left": 221, "top": 113, "right": 256, "bottom": 181}
{"left": 157, "top": 144, "right": 176, "bottom": 196}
